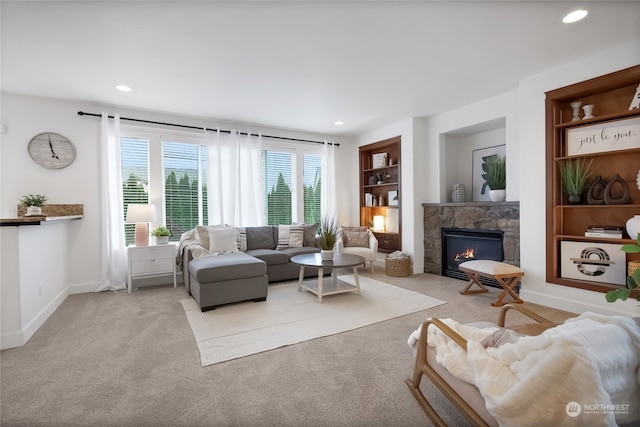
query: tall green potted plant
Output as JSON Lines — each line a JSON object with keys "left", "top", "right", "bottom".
{"left": 318, "top": 216, "right": 338, "bottom": 261}
{"left": 558, "top": 157, "right": 593, "bottom": 204}
{"left": 485, "top": 155, "right": 506, "bottom": 201}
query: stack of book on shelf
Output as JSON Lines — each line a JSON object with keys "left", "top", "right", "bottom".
{"left": 584, "top": 225, "right": 623, "bottom": 239}
{"left": 364, "top": 193, "right": 374, "bottom": 207}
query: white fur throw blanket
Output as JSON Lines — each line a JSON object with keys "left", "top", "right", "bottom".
{"left": 177, "top": 227, "right": 237, "bottom": 265}
{"left": 408, "top": 312, "right": 640, "bottom": 426}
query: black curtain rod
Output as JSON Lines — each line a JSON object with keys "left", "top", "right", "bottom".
{"left": 77, "top": 111, "right": 338, "bottom": 146}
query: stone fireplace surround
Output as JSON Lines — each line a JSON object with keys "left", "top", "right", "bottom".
{"left": 423, "top": 201, "right": 520, "bottom": 275}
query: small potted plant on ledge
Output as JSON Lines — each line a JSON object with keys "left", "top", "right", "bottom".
{"left": 485, "top": 155, "right": 506, "bottom": 201}
{"left": 318, "top": 216, "right": 338, "bottom": 261}
{"left": 151, "top": 226, "right": 172, "bottom": 244}
{"left": 20, "top": 193, "right": 48, "bottom": 216}
{"left": 558, "top": 157, "right": 593, "bottom": 204}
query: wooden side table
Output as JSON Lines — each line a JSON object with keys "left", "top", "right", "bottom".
{"left": 127, "top": 243, "right": 177, "bottom": 293}
{"left": 458, "top": 260, "right": 524, "bottom": 307}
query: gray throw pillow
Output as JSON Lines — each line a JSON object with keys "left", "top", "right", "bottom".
{"left": 341, "top": 226, "right": 368, "bottom": 243}
{"left": 345, "top": 230, "right": 370, "bottom": 247}
{"left": 246, "top": 226, "right": 276, "bottom": 250}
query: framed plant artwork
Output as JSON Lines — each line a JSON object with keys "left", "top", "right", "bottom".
{"left": 388, "top": 190, "right": 398, "bottom": 206}
{"left": 472, "top": 144, "right": 506, "bottom": 201}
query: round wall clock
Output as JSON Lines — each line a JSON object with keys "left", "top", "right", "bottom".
{"left": 28, "top": 132, "right": 76, "bottom": 169}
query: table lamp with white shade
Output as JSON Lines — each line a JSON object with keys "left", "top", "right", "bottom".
{"left": 125, "top": 204, "right": 156, "bottom": 246}
{"left": 373, "top": 215, "right": 385, "bottom": 232}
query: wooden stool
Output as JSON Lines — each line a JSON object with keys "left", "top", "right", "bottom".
{"left": 458, "top": 260, "right": 524, "bottom": 307}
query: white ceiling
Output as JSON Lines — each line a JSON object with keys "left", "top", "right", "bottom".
{"left": 2, "top": 1, "right": 639, "bottom": 136}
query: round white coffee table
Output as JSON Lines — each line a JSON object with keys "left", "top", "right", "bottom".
{"left": 291, "top": 252, "right": 365, "bottom": 303}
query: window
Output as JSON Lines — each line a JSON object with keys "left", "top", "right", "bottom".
{"left": 262, "top": 146, "right": 321, "bottom": 226}
{"left": 120, "top": 132, "right": 207, "bottom": 243}
{"left": 120, "top": 129, "right": 324, "bottom": 242}
{"left": 263, "top": 150, "right": 293, "bottom": 225}
{"left": 303, "top": 154, "right": 321, "bottom": 224}
{"left": 163, "top": 141, "right": 208, "bottom": 238}
{"left": 120, "top": 136, "right": 149, "bottom": 246}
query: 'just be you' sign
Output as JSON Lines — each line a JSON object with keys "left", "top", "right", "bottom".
{"left": 566, "top": 116, "right": 640, "bottom": 156}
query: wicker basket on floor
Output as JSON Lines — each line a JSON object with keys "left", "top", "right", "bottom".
{"left": 385, "top": 255, "right": 411, "bottom": 277}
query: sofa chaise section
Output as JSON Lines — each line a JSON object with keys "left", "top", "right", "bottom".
{"left": 189, "top": 252, "right": 268, "bottom": 312}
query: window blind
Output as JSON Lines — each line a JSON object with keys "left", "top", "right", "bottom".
{"left": 163, "top": 141, "right": 208, "bottom": 239}
{"left": 121, "top": 137, "right": 149, "bottom": 246}
{"left": 263, "top": 150, "right": 293, "bottom": 225}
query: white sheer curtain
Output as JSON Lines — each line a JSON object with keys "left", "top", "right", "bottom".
{"left": 95, "top": 113, "right": 128, "bottom": 292}
{"left": 321, "top": 141, "right": 337, "bottom": 219}
{"left": 206, "top": 129, "right": 264, "bottom": 227}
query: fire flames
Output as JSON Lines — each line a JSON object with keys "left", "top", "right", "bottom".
{"left": 455, "top": 248, "right": 475, "bottom": 262}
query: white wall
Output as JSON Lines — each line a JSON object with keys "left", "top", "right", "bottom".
{"left": 518, "top": 40, "right": 640, "bottom": 317}
{"left": 1, "top": 220, "right": 76, "bottom": 349}
{"left": 0, "top": 93, "right": 348, "bottom": 290}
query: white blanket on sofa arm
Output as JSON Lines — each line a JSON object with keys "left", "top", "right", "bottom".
{"left": 411, "top": 312, "right": 640, "bottom": 427}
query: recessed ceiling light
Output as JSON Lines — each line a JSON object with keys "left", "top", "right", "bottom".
{"left": 334, "top": 121, "right": 344, "bottom": 126}
{"left": 116, "top": 84, "right": 132, "bottom": 92}
{"left": 563, "top": 9, "right": 588, "bottom": 24}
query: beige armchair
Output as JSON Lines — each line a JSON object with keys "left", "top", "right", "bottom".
{"left": 336, "top": 227, "right": 378, "bottom": 274}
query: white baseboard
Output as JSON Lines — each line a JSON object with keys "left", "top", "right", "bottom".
{"left": 0, "top": 330, "right": 24, "bottom": 350}
{"left": 0, "top": 281, "right": 99, "bottom": 350}
{"left": 521, "top": 288, "right": 640, "bottom": 317}
{"left": 69, "top": 281, "right": 100, "bottom": 294}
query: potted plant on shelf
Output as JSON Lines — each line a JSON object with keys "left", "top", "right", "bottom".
{"left": 151, "top": 226, "right": 172, "bottom": 244}
{"left": 20, "top": 193, "right": 48, "bottom": 216}
{"left": 318, "top": 216, "right": 338, "bottom": 261}
{"left": 558, "top": 157, "right": 593, "bottom": 204}
{"left": 605, "top": 235, "right": 640, "bottom": 303}
{"left": 484, "top": 155, "right": 506, "bottom": 201}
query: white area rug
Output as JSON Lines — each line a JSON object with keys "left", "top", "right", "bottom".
{"left": 181, "top": 275, "right": 446, "bottom": 366}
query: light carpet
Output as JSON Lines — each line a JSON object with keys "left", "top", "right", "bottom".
{"left": 181, "top": 274, "right": 446, "bottom": 366}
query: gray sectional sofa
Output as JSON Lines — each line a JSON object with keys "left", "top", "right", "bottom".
{"left": 181, "top": 225, "right": 325, "bottom": 311}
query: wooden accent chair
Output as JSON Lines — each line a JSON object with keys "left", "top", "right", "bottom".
{"left": 405, "top": 304, "right": 557, "bottom": 427}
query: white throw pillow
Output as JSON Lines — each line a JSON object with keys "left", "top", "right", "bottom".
{"left": 276, "top": 225, "right": 304, "bottom": 249}
{"left": 237, "top": 227, "right": 247, "bottom": 252}
{"left": 196, "top": 224, "right": 227, "bottom": 249}
{"left": 208, "top": 227, "right": 239, "bottom": 253}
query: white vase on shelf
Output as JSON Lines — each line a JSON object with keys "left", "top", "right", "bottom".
{"left": 570, "top": 101, "right": 582, "bottom": 122}
{"left": 626, "top": 215, "right": 640, "bottom": 240}
{"left": 451, "top": 184, "right": 466, "bottom": 202}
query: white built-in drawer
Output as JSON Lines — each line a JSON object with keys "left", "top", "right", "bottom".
{"left": 131, "top": 258, "right": 173, "bottom": 275}
{"left": 130, "top": 245, "right": 173, "bottom": 262}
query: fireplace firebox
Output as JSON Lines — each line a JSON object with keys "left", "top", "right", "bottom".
{"left": 441, "top": 228, "right": 504, "bottom": 287}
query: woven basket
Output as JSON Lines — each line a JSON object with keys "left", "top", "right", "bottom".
{"left": 628, "top": 260, "right": 640, "bottom": 277}
{"left": 385, "top": 256, "right": 411, "bottom": 277}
